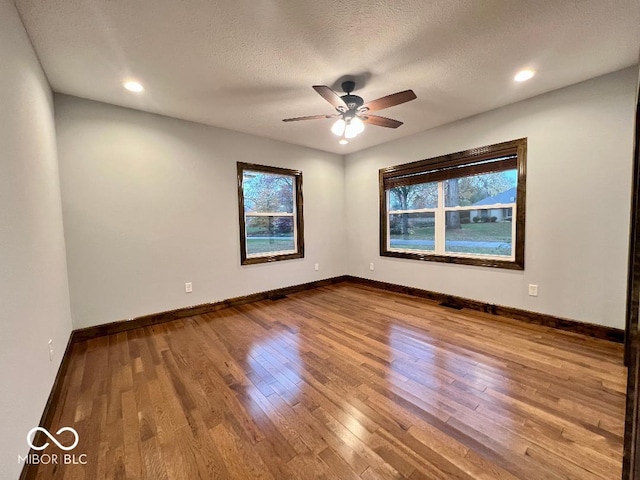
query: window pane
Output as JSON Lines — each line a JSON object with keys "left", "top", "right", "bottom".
{"left": 246, "top": 216, "right": 295, "bottom": 255}
{"left": 445, "top": 209, "right": 512, "bottom": 256}
{"left": 444, "top": 170, "right": 517, "bottom": 208}
{"left": 389, "top": 182, "right": 438, "bottom": 210}
{"left": 243, "top": 171, "right": 294, "bottom": 213}
{"left": 389, "top": 213, "right": 435, "bottom": 251}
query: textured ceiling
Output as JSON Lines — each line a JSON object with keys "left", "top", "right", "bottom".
{"left": 15, "top": 0, "right": 640, "bottom": 154}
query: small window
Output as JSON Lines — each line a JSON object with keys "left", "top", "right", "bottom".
{"left": 237, "top": 163, "right": 304, "bottom": 265}
{"left": 379, "top": 138, "right": 526, "bottom": 269}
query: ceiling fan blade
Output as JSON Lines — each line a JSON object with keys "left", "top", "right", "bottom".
{"left": 361, "top": 90, "right": 416, "bottom": 112}
{"left": 362, "top": 114, "right": 403, "bottom": 128}
{"left": 282, "top": 114, "right": 337, "bottom": 122}
{"left": 313, "top": 85, "right": 348, "bottom": 111}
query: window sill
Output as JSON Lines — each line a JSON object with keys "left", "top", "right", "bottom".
{"left": 380, "top": 250, "right": 524, "bottom": 270}
{"left": 241, "top": 251, "right": 304, "bottom": 265}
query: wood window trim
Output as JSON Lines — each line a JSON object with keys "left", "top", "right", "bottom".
{"left": 379, "top": 138, "right": 527, "bottom": 270}
{"left": 237, "top": 162, "right": 304, "bottom": 265}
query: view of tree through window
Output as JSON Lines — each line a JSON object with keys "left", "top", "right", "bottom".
{"left": 389, "top": 182, "right": 437, "bottom": 252}
{"left": 243, "top": 171, "right": 294, "bottom": 255}
{"left": 237, "top": 163, "right": 304, "bottom": 265}
{"left": 380, "top": 139, "right": 526, "bottom": 269}
{"left": 444, "top": 170, "right": 517, "bottom": 256}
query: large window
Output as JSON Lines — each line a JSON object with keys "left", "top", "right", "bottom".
{"left": 237, "top": 163, "right": 304, "bottom": 265}
{"left": 379, "top": 138, "right": 527, "bottom": 269}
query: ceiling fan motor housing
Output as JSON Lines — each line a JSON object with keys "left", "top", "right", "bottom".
{"left": 340, "top": 94, "right": 364, "bottom": 110}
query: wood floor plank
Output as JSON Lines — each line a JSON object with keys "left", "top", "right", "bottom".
{"left": 33, "top": 282, "right": 626, "bottom": 479}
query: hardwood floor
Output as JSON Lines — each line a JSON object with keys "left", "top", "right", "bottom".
{"left": 34, "top": 282, "right": 626, "bottom": 479}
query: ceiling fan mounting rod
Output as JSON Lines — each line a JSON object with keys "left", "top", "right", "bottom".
{"left": 338, "top": 80, "right": 364, "bottom": 111}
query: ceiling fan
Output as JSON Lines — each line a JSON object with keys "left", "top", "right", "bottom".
{"left": 282, "top": 81, "right": 417, "bottom": 144}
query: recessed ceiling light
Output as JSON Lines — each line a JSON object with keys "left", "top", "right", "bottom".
{"left": 514, "top": 69, "right": 535, "bottom": 82}
{"left": 123, "top": 80, "right": 144, "bottom": 92}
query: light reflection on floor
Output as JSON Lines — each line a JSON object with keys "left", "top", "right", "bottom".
{"left": 245, "top": 327, "right": 302, "bottom": 418}
{"left": 388, "top": 322, "right": 518, "bottom": 443}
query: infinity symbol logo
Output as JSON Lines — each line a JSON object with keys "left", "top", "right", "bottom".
{"left": 27, "top": 427, "right": 79, "bottom": 451}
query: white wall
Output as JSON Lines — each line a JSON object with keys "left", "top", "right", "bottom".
{"left": 0, "top": 0, "right": 73, "bottom": 477}
{"left": 345, "top": 68, "right": 637, "bottom": 329}
{"left": 54, "top": 95, "right": 346, "bottom": 329}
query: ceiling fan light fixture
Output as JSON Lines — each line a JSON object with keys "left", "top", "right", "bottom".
{"left": 339, "top": 138, "right": 348, "bottom": 145}
{"left": 333, "top": 116, "right": 365, "bottom": 139}
{"left": 347, "top": 117, "right": 365, "bottom": 137}
{"left": 331, "top": 118, "right": 346, "bottom": 136}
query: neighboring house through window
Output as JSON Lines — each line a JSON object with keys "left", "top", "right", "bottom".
{"left": 237, "top": 162, "right": 304, "bottom": 265}
{"left": 379, "top": 138, "right": 527, "bottom": 269}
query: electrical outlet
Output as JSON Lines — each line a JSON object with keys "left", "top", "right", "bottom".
{"left": 314, "top": 263, "right": 319, "bottom": 271}
{"left": 48, "top": 339, "right": 54, "bottom": 362}
{"left": 528, "top": 284, "right": 538, "bottom": 297}
{"left": 185, "top": 282, "right": 193, "bottom": 293}
{"left": 369, "top": 262, "right": 375, "bottom": 271}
